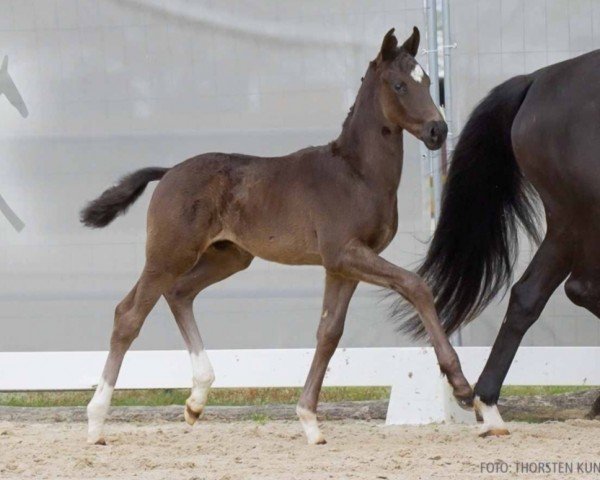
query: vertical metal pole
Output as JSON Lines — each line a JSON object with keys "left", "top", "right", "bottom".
{"left": 441, "top": 0, "right": 454, "bottom": 156}
{"left": 426, "top": 0, "right": 442, "bottom": 226}
{"left": 440, "top": 0, "right": 463, "bottom": 347}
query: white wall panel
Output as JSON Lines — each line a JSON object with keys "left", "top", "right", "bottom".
{"left": 2, "top": 0, "right": 596, "bottom": 353}
{"left": 0, "top": 1, "right": 432, "bottom": 351}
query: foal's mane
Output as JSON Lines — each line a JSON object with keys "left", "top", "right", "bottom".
{"left": 341, "top": 104, "right": 355, "bottom": 131}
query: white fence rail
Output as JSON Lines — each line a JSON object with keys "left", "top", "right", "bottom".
{"left": 1, "top": 347, "right": 598, "bottom": 425}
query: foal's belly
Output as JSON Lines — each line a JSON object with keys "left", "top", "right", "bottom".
{"left": 224, "top": 228, "right": 323, "bottom": 266}
{"left": 218, "top": 200, "right": 398, "bottom": 267}
{"left": 218, "top": 200, "right": 324, "bottom": 266}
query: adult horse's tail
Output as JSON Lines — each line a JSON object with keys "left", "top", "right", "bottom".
{"left": 80, "top": 167, "right": 169, "bottom": 228}
{"left": 396, "top": 75, "right": 542, "bottom": 338}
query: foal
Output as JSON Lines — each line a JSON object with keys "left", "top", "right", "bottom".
{"left": 82, "top": 27, "right": 472, "bottom": 445}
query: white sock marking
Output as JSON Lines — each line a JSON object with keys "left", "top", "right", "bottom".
{"left": 474, "top": 395, "right": 507, "bottom": 434}
{"left": 87, "top": 379, "right": 114, "bottom": 444}
{"left": 297, "top": 405, "right": 325, "bottom": 444}
{"left": 188, "top": 351, "right": 215, "bottom": 411}
{"left": 411, "top": 64, "right": 424, "bottom": 83}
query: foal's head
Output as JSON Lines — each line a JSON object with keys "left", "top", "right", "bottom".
{"left": 374, "top": 28, "right": 447, "bottom": 150}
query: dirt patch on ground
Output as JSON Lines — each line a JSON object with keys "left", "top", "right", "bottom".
{"left": 1, "top": 388, "right": 598, "bottom": 424}
{"left": 498, "top": 388, "right": 600, "bottom": 421}
{"left": 1, "top": 392, "right": 599, "bottom": 479}
{"left": 1, "top": 419, "right": 599, "bottom": 479}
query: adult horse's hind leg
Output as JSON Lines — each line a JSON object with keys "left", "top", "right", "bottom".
{"left": 296, "top": 273, "right": 357, "bottom": 444}
{"left": 164, "top": 242, "right": 253, "bottom": 425}
{"left": 473, "top": 228, "right": 572, "bottom": 437}
{"left": 562, "top": 225, "right": 600, "bottom": 420}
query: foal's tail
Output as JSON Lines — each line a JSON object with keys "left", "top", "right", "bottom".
{"left": 80, "top": 167, "right": 169, "bottom": 228}
{"left": 395, "top": 75, "right": 543, "bottom": 338}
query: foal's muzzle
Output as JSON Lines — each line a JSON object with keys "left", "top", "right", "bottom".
{"left": 422, "top": 120, "right": 448, "bottom": 150}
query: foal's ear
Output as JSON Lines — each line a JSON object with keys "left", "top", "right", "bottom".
{"left": 380, "top": 28, "right": 398, "bottom": 61}
{"left": 401, "top": 26, "right": 420, "bottom": 57}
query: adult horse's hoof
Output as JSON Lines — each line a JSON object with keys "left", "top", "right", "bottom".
{"left": 184, "top": 400, "right": 204, "bottom": 426}
{"left": 474, "top": 396, "right": 509, "bottom": 438}
{"left": 479, "top": 428, "right": 510, "bottom": 438}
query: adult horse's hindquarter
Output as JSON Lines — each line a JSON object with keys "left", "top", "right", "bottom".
{"left": 399, "top": 49, "right": 600, "bottom": 437}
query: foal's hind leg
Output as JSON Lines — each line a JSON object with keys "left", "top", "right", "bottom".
{"left": 297, "top": 273, "right": 357, "bottom": 444}
{"left": 164, "top": 243, "right": 253, "bottom": 425}
{"left": 87, "top": 246, "right": 200, "bottom": 444}
{"left": 87, "top": 269, "right": 180, "bottom": 444}
{"left": 473, "top": 230, "right": 572, "bottom": 437}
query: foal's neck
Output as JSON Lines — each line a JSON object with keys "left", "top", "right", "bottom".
{"left": 334, "top": 70, "right": 404, "bottom": 193}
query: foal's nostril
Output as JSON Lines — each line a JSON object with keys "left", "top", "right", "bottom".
{"left": 438, "top": 121, "right": 448, "bottom": 139}
{"left": 422, "top": 120, "right": 448, "bottom": 149}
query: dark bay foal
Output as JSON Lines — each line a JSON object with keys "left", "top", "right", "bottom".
{"left": 81, "top": 27, "right": 472, "bottom": 445}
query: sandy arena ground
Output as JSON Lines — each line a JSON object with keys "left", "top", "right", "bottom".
{"left": 1, "top": 418, "right": 599, "bottom": 479}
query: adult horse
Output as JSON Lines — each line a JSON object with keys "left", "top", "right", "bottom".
{"left": 80, "top": 27, "right": 472, "bottom": 446}
{"left": 397, "top": 50, "right": 600, "bottom": 436}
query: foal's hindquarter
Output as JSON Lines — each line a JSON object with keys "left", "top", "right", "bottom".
{"left": 85, "top": 28, "right": 471, "bottom": 445}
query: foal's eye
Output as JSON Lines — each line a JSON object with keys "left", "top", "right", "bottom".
{"left": 394, "top": 82, "right": 407, "bottom": 94}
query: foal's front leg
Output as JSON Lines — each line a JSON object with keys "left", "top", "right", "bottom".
{"left": 325, "top": 242, "right": 472, "bottom": 405}
{"left": 297, "top": 273, "right": 357, "bottom": 444}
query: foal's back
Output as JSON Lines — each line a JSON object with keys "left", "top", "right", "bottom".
{"left": 147, "top": 144, "right": 381, "bottom": 266}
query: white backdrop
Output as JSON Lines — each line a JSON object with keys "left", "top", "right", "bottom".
{"left": 0, "top": 0, "right": 598, "bottom": 353}
{"left": 0, "top": 0, "right": 433, "bottom": 352}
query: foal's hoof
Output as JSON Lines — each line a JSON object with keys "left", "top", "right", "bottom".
{"left": 453, "top": 385, "right": 474, "bottom": 410}
{"left": 306, "top": 432, "right": 327, "bottom": 445}
{"left": 479, "top": 428, "right": 510, "bottom": 438}
{"left": 184, "top": 401, "right": 204, "bottom": 426}
{"left": 296, "top": 405, "right": 326, "bottom": 445}
{"left": 87, "top": 436, "right": 107, "bottom": 446}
